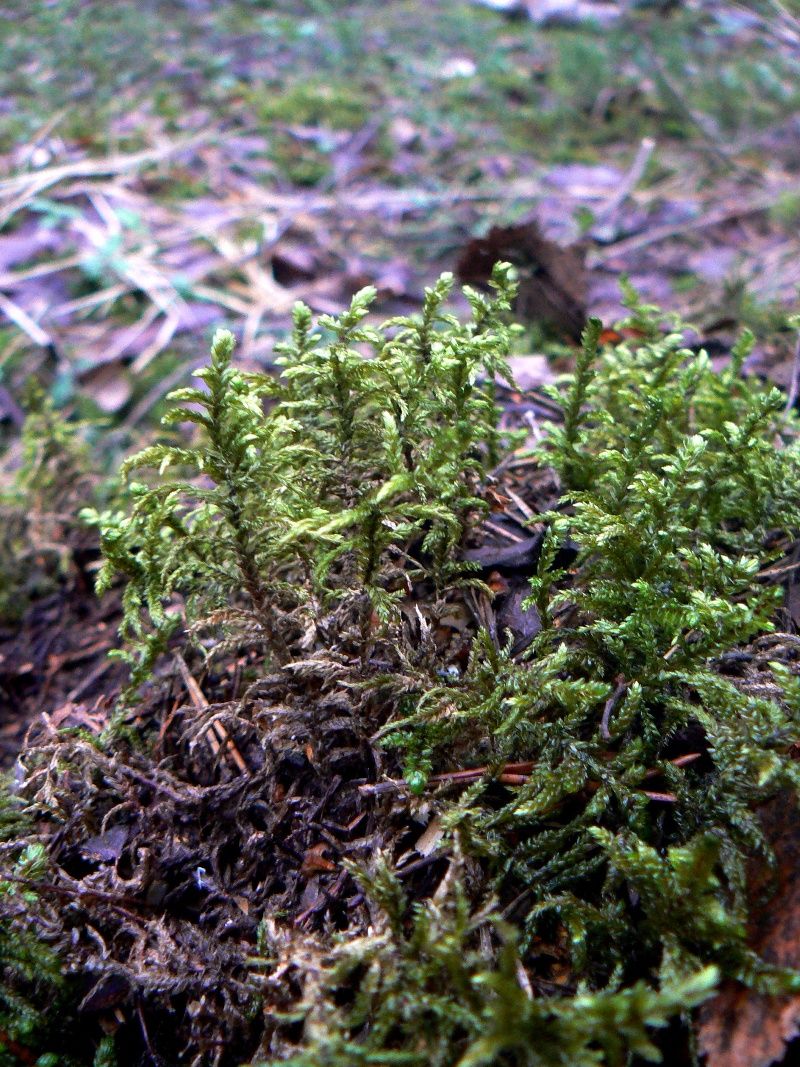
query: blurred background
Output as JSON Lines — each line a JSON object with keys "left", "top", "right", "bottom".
{"left": 1, "top": 0, "right": 800, "bottom": 427}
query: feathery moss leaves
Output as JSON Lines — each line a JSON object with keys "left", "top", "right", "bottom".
{"left": 8, "top": 272, "right": 800, "bottom": 1065}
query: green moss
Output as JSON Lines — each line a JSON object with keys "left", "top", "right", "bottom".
{"left": 770, "top": 190, "right": 800, "bottom": 229}
{"left": 84, "top": 265, "right": 518, "bottom": 691}
{"left": 245, "top": 78, "right": 373, "bottom": 185}
{"left": 378, "top": 289, "right": 800, "bottom": 1010}
{"left": 8, "top": 273, "right": 800, "bottom": 1065}
{"left": 252, "top": 79, "right": 370, "bottom": 131}
{"left": 671, "top": 271, "right": 700, "bottom": 295}
{"left": 0, "top": 384, "right": 98, "bottom": 622}
{"left": 256, "top": 858, "right": 718, "bottom": 1067}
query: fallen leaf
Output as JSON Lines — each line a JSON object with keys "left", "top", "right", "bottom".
{"left": 462, "top": 532, "right": 544, "bottom": 570}
{"left": 81, "top": 825, "right": 129, "bottom": 864}
{"left": 457, "top": 222, "right": 587, "bottom": 340}
{"left": 0, "top": 225, "right": 62, "bottom": 272}
{"left": 81, "top": 362, "right": 133, "bottom": 414}
{"left": 496, "top": 576, "right": 542, "bottom": 653}
{"left": 300, "top": 843, "right": 337, "bottom": 877}
{"left": 698, "top": 792, "right": 800, "bottom": 1067}
{"left": 487, "top": 570, "right": 511, "bottom": 595}
{"left": 78, "top": 971, "right": 131, "bottom": 1013}
{"left": 271, "top": 243, "right": 319, "bottom": 284}
{"left": 414, "top": 816, "right": 445, "bottom": 857}
{"left": 389, "top": 117, "right": 419, "bottom": 149}
{"left": 522, "top": 0, "right": 622, "bottom": 27}
{"left": 484, "top": 486, "right": 512, "bottom": 512}
{"left": 440, "top": 56, "right": 477, "bottom": 79}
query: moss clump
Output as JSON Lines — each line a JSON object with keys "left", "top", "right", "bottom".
{"left": 259, "top": 856, "right": 718, "bottom": 1067}
{"left": 247, "top": 78, "right": 372, "bottom": 185}
{"left": 0, "top": 384, "right": 98, "bottom": 623}
{"left": 252, "top": 287, "right": 800, "bottom": 1065}
{"left": 381, "top": 291, "right": 800, "bottom": 988}
{"left": 3, "top": 273, "right": 800, "bottom": 1065}
{"left": 83, "top": 265, "right": 517, "bottom": 694}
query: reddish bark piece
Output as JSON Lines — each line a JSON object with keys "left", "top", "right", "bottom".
{"left": 300, "top": 843, "right": 337, "bottom": 877}
{"left": 456, "top": 222, "right": 587, "bottom": 340}
{"left": 698, "top": 792, "right": 800, "bottom": 1067}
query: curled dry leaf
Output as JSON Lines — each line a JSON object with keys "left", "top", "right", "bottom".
{"left": 456, "top": 221, "right": 587, "bottom": 340}
{"left": 300, "top": 842, "right": 337, "bottom": 878}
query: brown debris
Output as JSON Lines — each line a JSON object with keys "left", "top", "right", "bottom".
{"left": 457, "top": 222, "right": 587, "bottom": 339}
{"left": 698, "top": 792, "right": 800, "bottom": 1067}
{"left": 8, "top": 665, "right": 386, "bottom": 1063}
{"left": 300, "top": 842, "right": 338, "bottom": 877}
{"left": 0, "top": 584, "right": 125, "bottom": 767}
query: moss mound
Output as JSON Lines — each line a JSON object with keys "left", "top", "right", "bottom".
{"left": 2, "top": 271, "right": 800, "bottom": 1066}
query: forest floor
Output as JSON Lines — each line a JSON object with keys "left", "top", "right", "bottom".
{"left": 2, "top": 2, "right": 800, "bottom": 404}
{"left": 2, "top": 3, "right": 800, "bottom": 1065}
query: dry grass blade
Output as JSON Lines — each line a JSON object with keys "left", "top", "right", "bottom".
{"left": 0, "top": 292, "right": 55, "bottom": 351}
{"left": 0, "top": 131, "right": 214, "bottom": 213}
{"left": 174, "top": 653, "right": 248, "bottom": 774}
{"left": 589, "top": 186, "right": 794, "bottom": 266}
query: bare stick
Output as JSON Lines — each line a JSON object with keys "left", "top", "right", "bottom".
{"left": 0, "top": 131, "right": 213, "bottom": 202}
{"left": 599, "top": 675, "right": 629, "bottom": 741}
{"left": 589, "top": 189, "right": 785, "bottom": 267}
{"left": 174, "top": 653, "right": 248, "bottom": 774}
{"left": 594, "top": 137, "right": 655, "bottom": 226}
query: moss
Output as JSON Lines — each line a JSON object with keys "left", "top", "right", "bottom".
{"left": 4, "top": 273, "right": 800, "bottom": 1065}
{"left": 0, "top": 384, "right": 99, "bottom": 622}
{"left": 0, "top": 785, "right": 80, "bottom": 1067}
{"left": 252, "top": 80, "right": 370, "bottom": 131}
